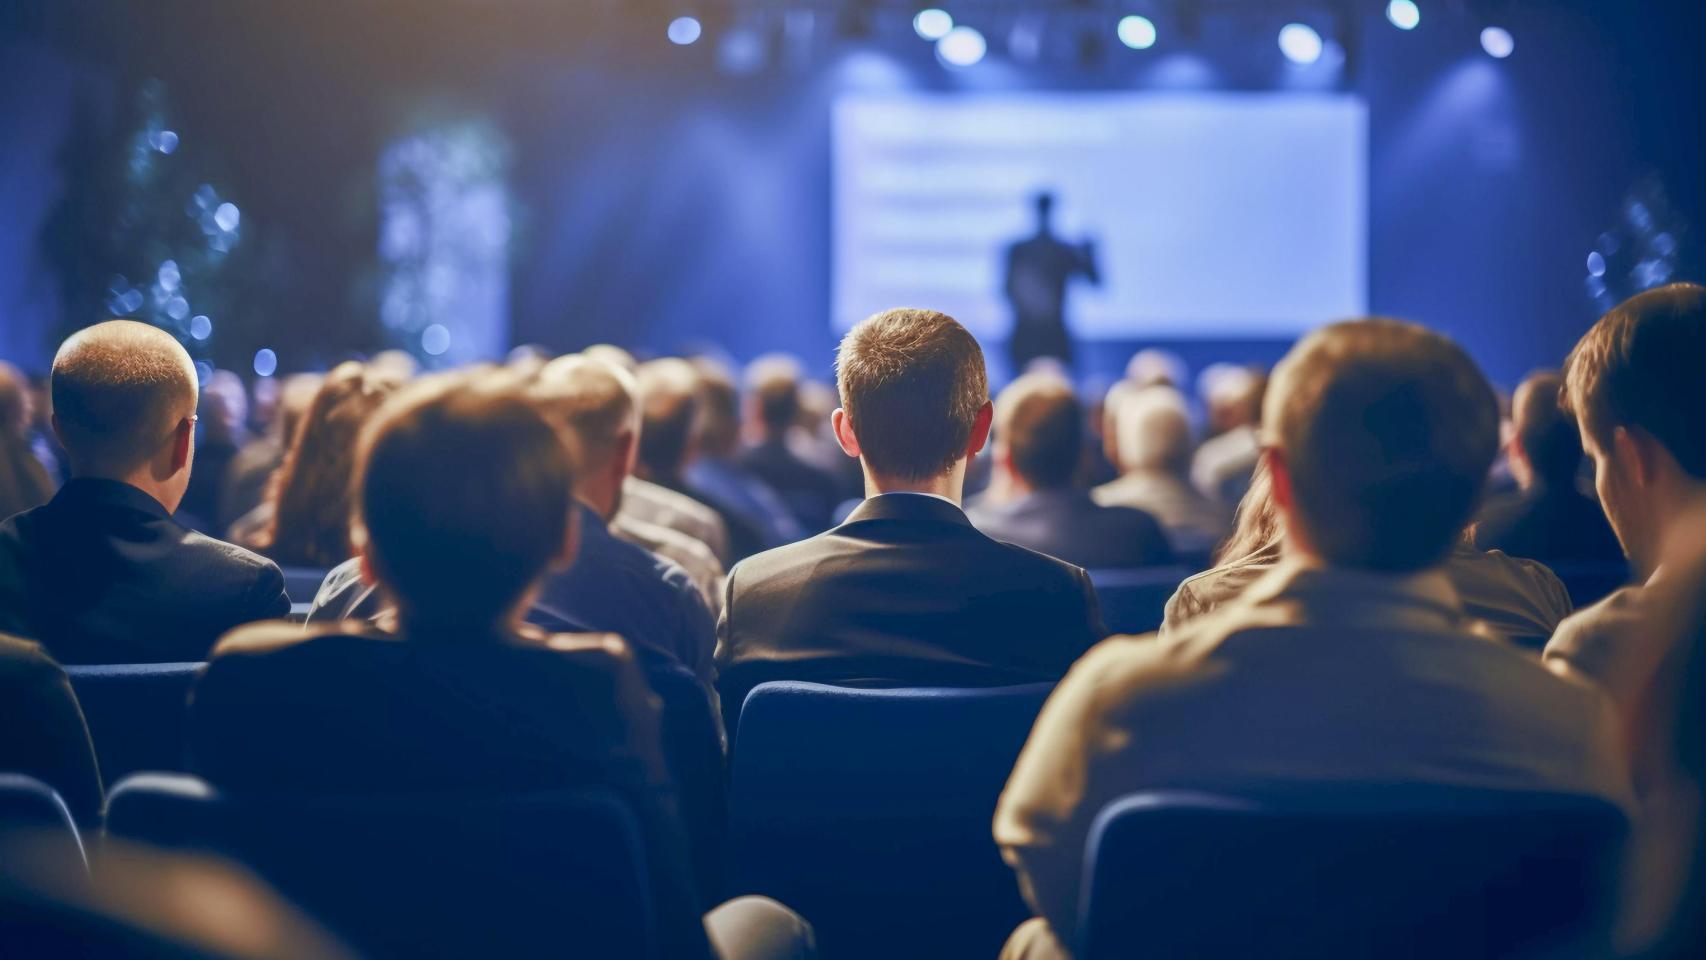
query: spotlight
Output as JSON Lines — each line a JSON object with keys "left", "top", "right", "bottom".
{"left": 1117, "top": 15, "right": 1157, "bottom": 50}
{"left": 1278, "top": 23, "right": 1322, "bottom": 65}
{"left": 668, "top": 16, "right": 703, "bottom": 46}
{"left": 189, "top": 315, "right": 212, "bottom": 340}
{"left": 1587, "top": 251, "right": 1607, "bottom": 278}
{"left": 1385, "top": 0, "right": 1420, "bottom": 31}
{"left": 253, "top": 348, "right": 278, "bottom": 378}
{"left": 1480, "top": 26, "right": 1514, "bottom": 59}
{"left": 937, "top": 25, "right": 986, "bottom": 67}
{"left": 913, "top": 8, "right": 953, "bottom": 41}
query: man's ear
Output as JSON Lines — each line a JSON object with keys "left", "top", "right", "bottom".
{"left": 357, "top": 538, "right": 380, "bottom": 587}
{"left": 169, "top": 416, "right": 194, "bottom": 473}
{"left": 966, "top": 400, "right": 994, "bottom": 457}
{"left": 1614, "top": 426, "right": 1654, "bottom": 491}
{"left": 832, "top": 408, "right": 861, "bottom": 459}
{"left": 613, "top": 428, "right": 638, "bottom": 482}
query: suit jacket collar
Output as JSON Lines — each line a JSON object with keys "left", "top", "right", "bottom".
{"left": 53, "top": 477, "right": 172, "bottom": 521}
{"left": 844, "top": 491, "right": 972, "bottom": 528}
{"left": 1238, "top": 557, "right": 1467, "bottom": 632}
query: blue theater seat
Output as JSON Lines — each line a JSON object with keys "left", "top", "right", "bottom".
{"left": 645, "top": 660, "right": 730, "bottom": 902}
{"left": 278, "top": 567, "right": 330, "bottom": 606}
{"left": 64, "top": 663, "right": 202, "bottom": 781}
{"left": 1088, "top": 566, "right": 1195, "bottom": 635}
{"left": 105, "top": 773, "right": 667, "bottom": 959}
{"left": 1078, "top": 786, "right": 1629, "bottom": 960}
{"left": 729, "top": 681, "right": 1053, "bottom": 959}
{"left": 0, "top": 773, "right": 86, "bottom": 873}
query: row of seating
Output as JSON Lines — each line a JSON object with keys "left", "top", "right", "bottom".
{"left": 0, "top": 761, "right": 1627, "bottom": 959}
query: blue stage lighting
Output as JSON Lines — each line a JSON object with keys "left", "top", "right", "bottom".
{"left": 913, "top": 8, "right": 953, "bottom": 41}
{"left": 1117, "top": 16, "right": 1157, "bottom": 51}
{"left": 936, "top": 26, "right": 986, "bottom": 67}
{"left": 1278, "top": 23, "right": 1322, "bottom": 65}
{"left": 668, "top": 16, "right": 703, "bottom": 46}
{"left": 1480, "top": 26, "right": 1514, "bottom": 59}
{"left": 1386, "top": 1, "right": 1420, "bottom": 31}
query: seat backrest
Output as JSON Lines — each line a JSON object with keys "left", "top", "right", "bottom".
{"left": 277, "top": 567, "right": 330, "bottom": 606}
{"left": 63, "top": 663, "right": 202, "bottom": 782}
{"left": 730, "top": 681, "right": 1053, "bottom": 959}
{"left": 0, "top": 773, "right": 85, "bottom": 874}
{"left": 644, "top": 661, "right": 729, "bottom": 902}
{"left": 1088, "top": 566, "right": 1195, "bottom": 635}
{"left": 1079, "top": 786, "right": 1629, "bottom": 960}
{"left": 105, "top": 773, "right": 665, "bottom": 960}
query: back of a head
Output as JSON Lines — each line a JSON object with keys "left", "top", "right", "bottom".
{"left": 836, "top": 307, "right": 988, "bottom": 481}
{"left": 1268, "top": 317, "right": 1498, "bottom": 572}
{"left": 50, "top": 320, "right": 198, "bottom": 477}
{"left": 582, "top": 344, "right": 639, "bottom": 375}
{"left": 633, "top": 358, "right": 701, "bottom": 478}
{"left": 266, "top": 362, "right": 401, "bottom": 567}
{"left": 355, "top": 373, "right": 576, "bottom": 632}
{"left": 1115, "top": 386, "right": 1193, "bottom": 477}
{"left": 0, "top": 362, "right": 31, "bottom": 438}
{"left": 689, "top": 358, "right": 742, "bottom": 456}
{"left": 746, "top": 354, "right": 803, "bottom": 438}
{"left": 531, "top": 354, "right": 638, "bottom": 471}
{"left": 996, "top": 373, "right": 1082, "bottom": 490}
{"left": 1564, "top": 282, "right": 1706, "bottom": 482}
{"left": 1511, "top": 371, "right": 1583, "bottom": 486}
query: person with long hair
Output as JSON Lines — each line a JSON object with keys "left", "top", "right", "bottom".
{"left": 253, "top": 362, "right": 400, "bottom": 569}
{"left": 0, "top": 362, "right": 54, "bottom": 522}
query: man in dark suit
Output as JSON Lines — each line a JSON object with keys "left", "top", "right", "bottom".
{"left": 968, "top": 373, "right": 1172, "bottom": 570}
{"left": 0, "top": 321, "right": 288, "bottom": 664}
{"left": 1475, "top": 371, "right": 1625, "bottom": 567}
{"left": 738, "top": 356, "right": 842, "bottom": 534}
{"left": 716, "top": 308, "right": 1106, "bottom": 717}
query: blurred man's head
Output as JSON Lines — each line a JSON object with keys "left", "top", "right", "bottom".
{"left": 1033, "top": 191, "right": 1055, "bottom": 228}
{"left": 1563, "top": 282, "right": 1706, "bottom": 576}
{"left": 1200, "top": 364, "right": 1266, "bottom": 436}
{"left": 833, "top": 308, "right": 992, "bottom": 490}
{"left": 633, "top": 358, "right": 701, "bottom": 482}
{"left": 1114, "top": 386, "right": 1193, "bottom": 478}
{"left": 355, "top": 374, "right": 578, "bottom": 634}
{"left": 689, "top": 358, "right": 743, "bottom": 458}
{"left": 51, "top": 320, "right": 200, "bottom": 510}
{"left": 531, "top": 354, "right": 640, "bottom": 519}
{"left": 1507, "top": 371, "right": 1583, "bottom": 491}
{"left": 1264, "top": 317, "right": 1498, "bottom": 572}
{"left": 746, "top": 354, "right": 803, "bottom": 441}
{"left": 994, "top": 374, "right": 1082, "bottom": 492}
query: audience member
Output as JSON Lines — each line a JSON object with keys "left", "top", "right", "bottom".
{"left": 221, "top": 371, "right": 320, "bottom": 535}
{"left": 1537, "top": 284, "right": 1706, "bottom": 952}
{"left": 622, "top": 472, "right": 732, "bottom": 564}
{"left": 967, "top": 373, "right": 1172, "bottom": 570}
{"left": 0, "top": 632, "right": 101, "bottom": 827}
{"left": 308, "top": 363, "right": 718, "bottom": 685}
{"left": 0, "top": 321, "right": 287, "bottom": 663}
{"left": 1475, "top": 370, "right": 1625, "bottom": 568}
{"left": 715, "top": 308, "right": 1105, "bottom": 721}
{"left": 685, "top": 359, "right": 803, "bottom": 545}
{"left": 190, "top": 374, "right": 809, "bottom": 959}
{"left": 177, "top": 368, "right": 248, "bottom": 530}
{"left": 739, "top": 355, "right": 842, "bottom": 533}
{"left": 1191, "top": 363, "right": 1265, "bottom": 508}
{"left": 0, "top": 361, "right": 55, "bottom": 522}
{"left": 634, "top": 358, "right": 768, "bottom": 561}
{"left": 995, "top": 318, "right": 1630, "bottom": 959}
{"left": 1165, "top": 460, "right": 1573, "bottom": 650}
{"left": 243, "top": 362, "right": 399, "bottom": 568}
{"left": 1092, "top": 384, "right": 1230, "bottom": 558}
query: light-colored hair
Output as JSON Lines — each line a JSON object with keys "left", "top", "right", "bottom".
{"left": 634, "top": 358, "right": 701, "bottom": 477}
{"left": 835, "top": 307, "right": 988, "bottom": 481}
{"left": 530, "top": 354, "right": 639, "bottom": 472}
{"left": 1267, "top": 317, "right": 1498, "bottom": 571}
{"left": 50, "top": 320, "right": 198, "bottom": 476}
{"left": 745, "top": 353, "right": 804, "bottom": 436}
{"left": 1114, "top": 385, "right": 1193, "bottom": 476}
{"left": 995, "top": 372, "right": 1081, "bottom": 489}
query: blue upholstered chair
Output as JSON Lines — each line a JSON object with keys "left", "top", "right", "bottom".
{"left": 729, "top": 681, "right": 1053, "bottom": 959}
{"left": 278, "top": 567, "right": 331, "bottom": 606}
{"left": 1077, "top": 786, "right": 1629, "bottom": 960}
{"left": 1087, "top": 566, "right": 1195, "bottom": 635}
{"left": 105, "top": 773, "right": 669, "bottom": 959}
{"left": 64, "top": 662, "right": 202, "bottom": 781}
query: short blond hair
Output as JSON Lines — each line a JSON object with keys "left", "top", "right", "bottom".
{"left": 836, "top": 308, "right": 988, "bottom": 480}
{"left": 530, "top": 355, "right": 639, "bottom": 471}
{"left": 51, "top": 320, "right": 198, "bottom": 475}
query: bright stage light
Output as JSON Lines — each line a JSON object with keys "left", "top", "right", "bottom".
{"left": 1480, "top": 26, "right": 1514, "bottom": 59}
{"left": 1386, "top": 1, "right": 1420, "bottom": 31}
{"left": 1278, "top": 23, "right": 1322, "bottom": 65}
{"left": 1117, "top": 15, "right": 1157, "bottom": 51}
{"left": 668, "top": 16, "right": 703, "bottom": 46}
{"left": 253, "top": 348, "right": 278, "bottom": 378}
{"left": 421, "top": 324, "right": 451, "bottom": 357}
{"left": 913, "top": 8, "right": 953, "bottom": 41}
{"left": 937, "top": 26, "right": 986, "bottom": 68}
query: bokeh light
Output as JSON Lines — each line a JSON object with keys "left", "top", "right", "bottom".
{"left": 937, "top": 26, "right": 987, "bottom": 68}
{"left": 1117, "top": 16, "right": 1157, "bottom": 51}
{"left": 1278, "top": 24, "right": 1323, "bottom": 65}
{"left": 668, "top": 16, "right": 703, "bottom": 46}
{"left": 913, "top": 8, "right": 953, "bottom": 42}
{"left": 252, "top": 348, "right": 278, "bottom": 378}
{"left": 1386, "top": 1, "right": 1420, "bottom": 31}
{"left": 1480, "top": 26, "right": 1514, "bottom": 59}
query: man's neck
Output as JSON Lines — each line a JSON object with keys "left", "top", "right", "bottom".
{"left": 1651, "top": 484, "right": 1706, "bottom": 581}
{"left": 74, "top": 469, "right": 176, "bottom": 514}
{"left": 575, "top": 485, "right": 619, "bottom": 523}
{"left": 863, "top": 463, "right": 966, "bottom": 505}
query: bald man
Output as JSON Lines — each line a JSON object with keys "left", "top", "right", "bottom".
{"left": 0, "top": 321, "right": 288, "bottom": 663}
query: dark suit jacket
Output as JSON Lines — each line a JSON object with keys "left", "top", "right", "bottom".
{"left": 189, "top": 621, "right": 709, "bottom": 957}
{"left": 1475, "top": 484, "right": 1626, "bottom": 568}
{"left": 716, "top": 493, "right": 1106, "bottom": 717}
{"left": 0, "top": 633, "right": 102, "bottom": 827}
{"left": 739, "top": 439, "right": 843, "bottom": 534}
{"left": 966, "top": 488, "right": 1173, "bottom": 571}
{"left": 0, "top": 479, "right": 289, "bottom": 664}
